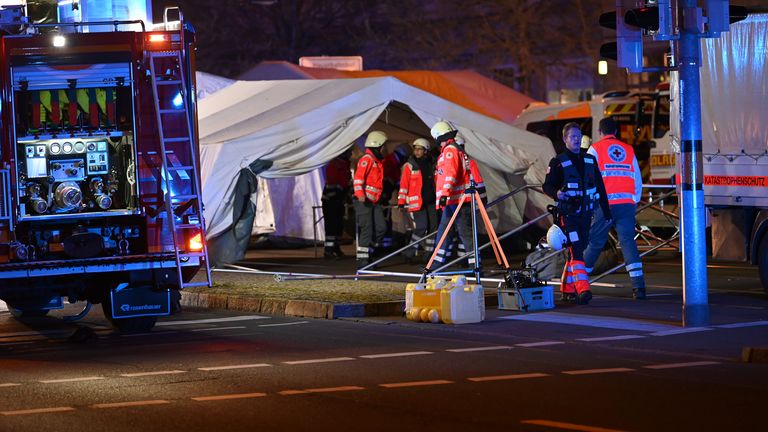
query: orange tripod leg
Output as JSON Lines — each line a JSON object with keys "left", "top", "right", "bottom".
{"left": 424, "top": 198, "right": 466, "bottom": 271}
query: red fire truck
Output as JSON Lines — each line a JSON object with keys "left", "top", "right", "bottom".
{"left": 0, "top": 6, "right": 210, "bottom": 332}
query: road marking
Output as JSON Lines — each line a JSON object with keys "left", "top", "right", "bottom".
{"left": 500, "top": 312, "right": 678, "bottom": 332}
{"left": 646, "top": 293, "right": 674, "bottom": 297}
{"left": 156, "top": 315, "right": 270, "bottom": 326}
{"left": 1, "top": 407, "right": 76, "bottom": 416}
{"left": 91, "top": 400, "right": 170, "bottom": 409}
{"left": 191, "top": 326, "right": 247, "bottom": 332}
{"left": 279, "top": 386, "right": 365, "bottom": 395}
{"left": 468, "top": 373, "right": 550, "bottom": 382}
{"left": 563, "top": 368, "right": 634, "bottom": 375}
{"left": 120, "top": 370, "right": 186, "bottom": 377}
{"left": 646, "top": 284, "right": 682, "bottom": 289}
{"left": 380, "top": 380, "right": 453, "bottom": 388}
{"left": 576, "top": 335, "right": 646, "bottom": 342}
{"left": 283, "top": 357, "right": 356, "bottom": 365}
{"left": 446, "top": 346, "right": 512, "bottom": 353}
{"left": 259, "top": 321, "right": 310, "bottom": 327}
{"left": 0, "top": 383, "right": 21, "bottom": 387}
{"left": 40, "top": 376, "right": 105, "bottom": 384}
{"left": 192, "top": 392, "right": 267, "bottom": 401}
{"left": 360, "top": 351, "right": 433, "bottom": 359}
{"left": 715, "top": 321, "right": 768, "bottom": 329}
{"left": 198, "top": 363, "right": 271, "bottom": 371}
{"left": 650, "top": 327, "right": 713, "bottom": 336}
{"left": 515, "top": 341, "right": 565, "bottom": 347}
{"left": 122, "top": 331, "right": 177, "bottom": 337}
{"left": 521, "top": 419, "right": 628, "bottom": 432}
{"left": 643, "top": 361, "right": 720, "bottom": 370}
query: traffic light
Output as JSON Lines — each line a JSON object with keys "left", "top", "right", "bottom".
{"left": 599, "top": 1, "right": 644, "bottom": 73}
{"left": 599, "top": 1, "right": 674, "bottom": 73}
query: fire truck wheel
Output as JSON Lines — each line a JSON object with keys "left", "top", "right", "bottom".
{"left": 100, "top": 302, "right": 157, "bottom": 334}
{"left": 8, "top": 306, "right": 50, "bottom": 319}
{"left": 758, "top": 235, "right": 768, "bottom": 295}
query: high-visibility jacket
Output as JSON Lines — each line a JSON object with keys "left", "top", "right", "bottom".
{"left": 435, "top": 141, "right": 485, "bottom": 208}
{"left": 588, "top": 135, "right": 642, "bottom": 205}
{"left": 353, "top": 149, "right": 384, "bottom": 203}
{"left": 398, "top": 160, "right": 424, "bottom": 211}
{"left": 322, "top": 157, "right": 350, "bottom": 201}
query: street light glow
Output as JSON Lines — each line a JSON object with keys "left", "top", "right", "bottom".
{"left": 598, "top": 60, "right": 608, "bottom": 75}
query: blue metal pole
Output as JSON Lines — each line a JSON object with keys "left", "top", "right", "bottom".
{"left": 678, "top": 0, "right": 709, "bottom": 326}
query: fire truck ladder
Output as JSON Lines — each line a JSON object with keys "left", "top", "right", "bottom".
{"left": 148, "top": 48, "right": 211, "bottom": 290}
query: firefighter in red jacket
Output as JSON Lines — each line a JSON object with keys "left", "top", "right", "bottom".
{"left": 322, "top": 147, "right": 352, "bottom": 259}
{"left": 398, "top": 138, "right": 437, "bottom": 262}
{"left": 429, "top": 121, "right": 479, "bottom": 270}
{"left": 353, "top": 131, "right": 387, "bottom": 266}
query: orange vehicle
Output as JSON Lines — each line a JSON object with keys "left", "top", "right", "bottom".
{"left": 0, "top": 6, "right": 210, "bottom": 332}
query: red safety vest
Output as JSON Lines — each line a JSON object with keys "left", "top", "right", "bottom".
{"left": 592, "top": 135, "right": 638, "bottom": 205}
{"left": 323, "top": 157, "right": 350, "bottom": 200}
{"left": 353, "top": 149, "right": 384, "bottom": 203}
{"left": 398, "top": 160, "right": 423, "bottom": 212}
{"left": 435, "top": 141, "right": 483, "bottom": 208}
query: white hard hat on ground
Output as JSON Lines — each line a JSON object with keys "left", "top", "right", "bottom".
{"left": 364, "top": 131, "right": 388, "bottom": 148}
{"left": 546, "top": 224, "right": 568, "bottom": 251}
{"left": 412, "top": 138, "right": 430, "bottom": 151}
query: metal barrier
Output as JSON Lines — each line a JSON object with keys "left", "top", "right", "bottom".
{"left": 358, "top": 184, "right": 546, "bottom": 272}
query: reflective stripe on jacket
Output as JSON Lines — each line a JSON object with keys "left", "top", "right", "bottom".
{"left": 435, "top": 142, "right": 468, "bottom": 207}
{"left": 398, "top": 160, "right": 423, "bottom": 211}
{"left": 588, "top": 135, "right": 642, "bottom": 205}
{"left": 557, "top": 152, "right": 599, "bottom": 213}
{"left": 353, "top": 149, "right": 384, "bottom": 203}
{"left": 322, "top": 157, "right": 351, "bottom": 200}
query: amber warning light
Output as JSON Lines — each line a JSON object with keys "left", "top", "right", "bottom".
{"left": 148, "top": 33, "right": 169, "bottom": 43}
{"left": 189, "top": 233, "right": 204, "bottom": 251}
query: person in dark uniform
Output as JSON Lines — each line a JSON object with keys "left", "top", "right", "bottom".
{"left": 322, "top": 147, "right": 352, "bottom": 259}
{"left": 543, "top": 122, "right": 612, "bottom": 305}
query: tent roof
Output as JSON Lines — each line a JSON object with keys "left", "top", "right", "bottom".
{"left": 199, "top": 76, "right": 553, "bottom": 238}
{"left": 237, "top": 61, "right": 537, "bottom": 124}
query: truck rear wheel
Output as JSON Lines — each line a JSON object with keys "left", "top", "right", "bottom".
{"left": 101, "top": 302, "right": 157, "bottom": 334}
{"left": 759, "top": 234, "right": 768, "bottom": 295}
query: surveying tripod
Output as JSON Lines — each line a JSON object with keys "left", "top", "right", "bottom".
{"left": 420, "top": 151, "right": 517, "bottom": 290}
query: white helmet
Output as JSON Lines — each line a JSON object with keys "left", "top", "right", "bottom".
{"left": 430, "top": 121, "right": 457, "bottom": 141}
{"left": 364, "top": 131, "right": 387, "bottom": 148}
{"left": 546, "top": 225, "right": 568, "bottom": 251}
{"left": 412, "top": 138, "right": 430, "bottom": 151}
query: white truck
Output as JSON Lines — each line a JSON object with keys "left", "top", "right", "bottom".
{"left": 668, "top": 13, "right": 768, "bottom": 293}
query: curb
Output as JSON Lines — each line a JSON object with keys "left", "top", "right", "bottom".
{"left": 180, "top": 292, "right": 404, "bottom": 319}
{"left": 742, "top": 347, "right": 768, "bottom": 364}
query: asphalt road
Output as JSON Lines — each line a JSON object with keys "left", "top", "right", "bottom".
{"left": 2, "top": 278, "right": 768, "bottom": 432}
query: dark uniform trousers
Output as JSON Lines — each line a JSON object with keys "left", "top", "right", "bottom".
{"left": 354, "top": 200, "right": 386, "bottom": 263}
{"left": 322, "top": 192, "right": 346, "bottom": 254}
{"left": 431, "top": 204, "right": 475, "bottom": 268}
{"left": 405, "top": 206, "right": 438, "bottom": 258}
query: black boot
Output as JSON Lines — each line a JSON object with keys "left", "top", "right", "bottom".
{"left": 633, "top": 288, "right": 647, "bottom": 300}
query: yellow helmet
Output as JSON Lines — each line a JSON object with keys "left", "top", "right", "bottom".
{"left": 364, "top": 130, "right": 387, "bottom": 148}
{"left": 412, "top": 138, "right": 430, "bottom": 151}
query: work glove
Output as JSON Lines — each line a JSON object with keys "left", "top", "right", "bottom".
{"left": 397, "top": 203, "right": 405, "bottom": 209}
{"left": 439, "top": 196, "right": 447, "bottom": 207}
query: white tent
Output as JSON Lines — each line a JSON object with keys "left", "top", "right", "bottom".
{"left": 199, "top": 76, "right": 553, "bottom": 244}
